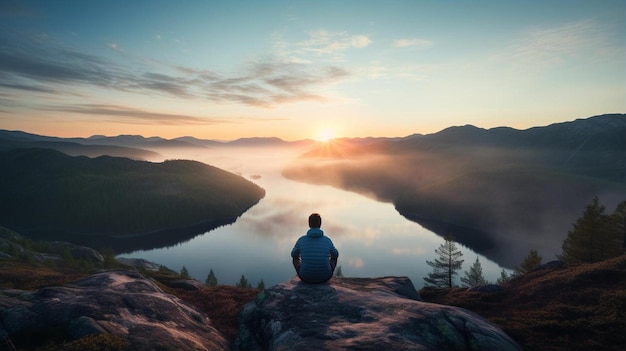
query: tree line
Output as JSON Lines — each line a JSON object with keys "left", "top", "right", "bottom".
{"left": 423, "top": 196, "right": 625, "bottom": 288}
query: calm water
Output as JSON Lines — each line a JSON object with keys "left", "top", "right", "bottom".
{"left": 121, "top": 146, "right": 510, "bottom": 288}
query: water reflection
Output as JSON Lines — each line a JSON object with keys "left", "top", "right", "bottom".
{"left": 122, "top": 146, "right": 510, "bottom": 288}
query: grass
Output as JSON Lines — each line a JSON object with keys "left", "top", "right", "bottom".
{"left": 419, "top": 255, "right": 626, "bottom": 351}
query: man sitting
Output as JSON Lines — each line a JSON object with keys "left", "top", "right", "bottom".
{"left": 291, "top": 213, "right": 339, "bottom": 283}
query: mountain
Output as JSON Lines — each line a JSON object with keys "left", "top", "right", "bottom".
{"left": 0, "top": 130, "right": 161, "bottom": 160}
{"left": 0, "top": 130, "right": 320, "bottom": 156}
{"left": 283, "top": 114, "right": 626, "bottom": 267}
{"left": 80, "top": 134, "right": 198, "bottom": 148}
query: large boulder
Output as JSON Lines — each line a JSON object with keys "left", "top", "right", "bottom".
{"left": 235, "top": 276, "right": 521, "bottom": 351}
{"left": 0, "top": 270, "right": 229, "bottom": 351}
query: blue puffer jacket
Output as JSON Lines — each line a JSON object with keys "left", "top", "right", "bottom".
{"left": 291, "top": 228, "right": 339, "bottom": 283}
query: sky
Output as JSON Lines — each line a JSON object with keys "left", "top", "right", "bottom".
{"left": 1, "top": 0, "right": 624, "bottom": 141}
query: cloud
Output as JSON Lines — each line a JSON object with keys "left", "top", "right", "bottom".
{"left": 205, "top": 59, "right": 350, "bottom": 107}
{"left": 296, "top": 30, "right": 372, "bottom": 59}
{"left": 392, "top": 38, "right": 432, "bottom": 49}
{"left": 351, "top": 35, "right": 372, "bottom": 48}
{"left": 39, "top": 104, "right": 232, "bottom": 125}
{"left": 0, "top": 30, "right": 352, "bottom": 108}
{"left": 107, "top": 43, "right": 123, "bottom": 53}
{"left": 492, "top": 19, "right": 615, "bottom": 67}
{"left": 0, "top": 81, "right": 57, "bottom": 94}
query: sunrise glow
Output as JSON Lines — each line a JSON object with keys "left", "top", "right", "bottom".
{"left": 316, "top": 129, "right": 335, "bottom": 142}
{"left": 0, "top": 1, "right": 623, "bottom": 140}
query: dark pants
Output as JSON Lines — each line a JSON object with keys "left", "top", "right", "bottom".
{"left": 293, "top": 256, "right": 338, "bottom": 284}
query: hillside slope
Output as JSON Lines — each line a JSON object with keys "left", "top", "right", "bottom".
{"left": 283, "top": 114, "right": 626, "bottom": 266}
{"left": 420, "top": 256, "right": 626, "bottom": 351}
{"left": 0, "top": 148, "right": 265, "bottom": 249}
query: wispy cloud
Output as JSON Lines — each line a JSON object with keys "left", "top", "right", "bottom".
{"left": 300, "top": 30, "right": 372, "bottom": 55}
{"left": 275, "top": 30, "right": 372, "bottom": 63}
{"left": 0, "top": 30, "right": 352, "bottom": 108}
{"left": 392, "top": 38, "right": 432, "bottom": 49}
{"left": 492, "top": 19, "right": 616, "bottom": 67}
{"left": 205, "top": 59, "right": 349, "bottom": 107}
{"left": 38, "top": 104, "right": 245, "bottom": 126}
{"left": 107, "top": 43, "right": 123, "bottom": 52}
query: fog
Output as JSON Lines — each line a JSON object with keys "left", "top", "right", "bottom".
{"left": 120, "top": 142, "right": 512, "bottom": 287}
{"left": 283, "top": 140, "right": 626, "bottom": 267}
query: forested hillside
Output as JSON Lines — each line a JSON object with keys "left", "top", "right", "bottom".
{"left": 0, "top": 147, "right": 265, "bottom": 240}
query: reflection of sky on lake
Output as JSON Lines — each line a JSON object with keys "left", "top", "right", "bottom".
{"left": 122, "top": 147, "right": 510, "bottom": 288}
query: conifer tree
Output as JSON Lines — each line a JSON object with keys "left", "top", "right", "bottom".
{"left": 257, "top": 279, "right": 265, "bottom": 290}
{"left": 515, "top": 249, "right": 542, "bottom": 274}
{"left": 423, "top": 235, "right": 464, "bottom": 288}
{"left": 496, "top": 269, "right": 511, "bottom": 285}
{"left": 559, "top": 196, "right": 622, "bottom": 263}
{"left": 236, "top": 274, "right": 252, "bottom": 288}
{"left": 461, "top": 256, "right": 487, "bottom": 287}
{"left": 180, "top": 266, "right": 190, "bottom": 278}
{"left": 608, "top": 200, "right": 626, "bottom": 256}
{"left": 335, "top": 265, "right": 344, "bottom": 277}
{"left": 205, "top": 269, "right": 218, "bottom": 287}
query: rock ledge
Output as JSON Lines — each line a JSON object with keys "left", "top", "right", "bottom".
{"left": 236, "top": 276, "right": 521, "bottom": 351}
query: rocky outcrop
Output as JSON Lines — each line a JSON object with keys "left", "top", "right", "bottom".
{"left": 49, "top": 241, "right": 105, "bottom": 263}
{"left": 0, "top": 270, "right": 229, "bottom": 351}
{"left": 116, "top": 257, "right": 162, "bottom": 271}
{"left": 0, "top": 228, "right": 103, "bottom": 263}
{"left": 235, "top": 276, "right": 522, "bottom": 351}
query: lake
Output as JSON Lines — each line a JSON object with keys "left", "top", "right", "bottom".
{"left": 121, "top": 146, "right": 510, "bottom": 288}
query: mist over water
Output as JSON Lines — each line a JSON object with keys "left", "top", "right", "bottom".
{"left": 121, "top": 146, "right": 510, "bottom": 288}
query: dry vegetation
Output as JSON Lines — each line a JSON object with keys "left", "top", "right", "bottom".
{"left": 2, "top": 256, "right": 624, "bottom": 350}
{"left": 420, "top": 256, "right": 626, "bottom": 351}
{"left": 146, "top": 270, "right": 260, "bottom": 342}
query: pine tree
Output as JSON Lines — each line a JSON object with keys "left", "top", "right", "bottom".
{"left": 460, "top": 256, "right": 487, "bottom": 288}
{"left": 423, "top": 235, "right": 464, "bottom": 288}
{"left": 236, "top": 274, "right": 251, "bottom": 288}
{"left": 257, "top": 279, "right": 265, "bottom": 290}
{"left": 335, "top": 265, "right": 344, "bottom": 277}
{"left": 515, "top": 249, "right": 542, "bottom": 274}
{"left": 205, "top": 269, "right": 218, "bottom": 287}
{"left": 180, "top": 266, "right": 190, "bottom": 278}
{"left": 608, "top": 200, "right": 626, "bottom": 257}
{"left": 496, "top": 269, "right": 511, "bottom": 285}
{"left": 560, "top": 196, "right": 619, "bottom": 263}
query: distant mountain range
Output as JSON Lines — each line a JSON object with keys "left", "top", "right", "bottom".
{"left": 0, "top": 130, "right": 321, "bottom": 162}
{"left": 283, "top": 113, "right": 626, "bottom": 267}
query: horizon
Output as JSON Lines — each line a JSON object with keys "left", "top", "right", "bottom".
{"left": 1, "top": 1, "right": 625, "bottom": 141}
{"left": 4, "top": 112, "right": 622, "bottom": 143}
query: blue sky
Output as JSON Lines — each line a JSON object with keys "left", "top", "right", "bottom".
{"left": 1, "top": 0, "right": 624, "bottom": 140}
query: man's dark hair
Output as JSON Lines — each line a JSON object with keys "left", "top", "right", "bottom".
{"left": 309, "top": 213, "right": 322, "bottom": 228}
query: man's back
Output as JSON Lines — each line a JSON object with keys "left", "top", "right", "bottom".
{"left": 291, "top": 220, "right": 339, "bottom": 283}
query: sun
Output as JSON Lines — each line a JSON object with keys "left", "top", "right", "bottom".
{"left": 316, "top": 128, "right": 334, "bottom": 142}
